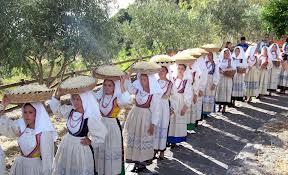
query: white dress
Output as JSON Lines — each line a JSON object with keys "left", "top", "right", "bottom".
{"left": 258, "top": 56, "right": 273, "bottom": 95}
{"left": 245, "top": 56, "right": 260, "bottom": 97}
{"left": 93, "top": 91, "right": 130, "bottom": 175}
{"left": 279, "top": 62, "right": 288, "bottom": 88}
{"left": 123, "top": 82, "right": 161, "bottom": 162}
{"left": 232, "top": 59, "right": 247, "bottom": 100}
{"left": 203, "top": 61, "right": 220, "bottom": 115}
{"left": 49, "top": 97, "right": 107, "bottom": 175}
{"left": 267, "top": 52, "right": 282, "bottom": 91}
{"left": 216, "top": 59, "right": 236, "bottom": 105}
{"left": 167, "top": 78, "right": 192, "bottom": 143}
{"left": 154, "top": 79, "right": 172, "bottom": 151}
{"left": 0, "top": 116, "right": 54, "bottom": 175}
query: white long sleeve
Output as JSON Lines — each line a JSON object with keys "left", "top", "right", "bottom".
{"left": 150, "top": 93, "right": 161, "bottom": 126}
{"left": 117, "top": 91, "right": 131, "bottom": 107}
{"left": 0, "top": 116, "right": 19, "bottom": 138}
{"left": 213, "top": 64, "right": 220, "bottom": 85}
{"left": 40, "top": 131, "right": 55, "bottom": 175}
{"left": 184, "top": 80, "right": 193, "bottom": 106}
{"left": 88, "top": 117, "right": 107, "bottom": 148}
{"left": 49, "top": 97, "right": 73, "bottom": 119}
{"left": 124, "top": 80, "right": 137, "bottom": 95}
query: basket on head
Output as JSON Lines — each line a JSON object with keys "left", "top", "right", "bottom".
{"left": 92, "top": 65, "right": 125, "bottom": 81}
{"left": 131, "top": 61, "right": 162, "bottom": 74}
{"left": 201, "top": 44, "right": 221, "bottom": 53}
{"left": 5, "top": 84, "right": 54, "bottom": 104}
{"left": 59, "top": 76, "right": 97, "bottom": 95}
{"left": 181, "top": 49, "right": 202, "bottom": 58}
{"left": 187, "top": 48, "right": 209, "bottom": 56}
{"left": 150, "top": 55, "right": 175, "bottom": 66}
{"left": 173, "top": 52, "right": 198, "bottom": 65}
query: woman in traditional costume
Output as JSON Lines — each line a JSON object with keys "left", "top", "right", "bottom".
{"left": 49, "top": 76, "right": 107, "bottom": 175}
{"left": 0, "top": 89, "right": 57, "bottom": 175}
{"left": 167, "top": 53, "right": 193, "bottom": 143}
{"left": 202, "top": 51, "right": 220, "bottom": 117}
{"left": 150, "top": 55, "right": 173, "bottom": 159}
{"left": 267, "top": 43, "right": 282, "bottom": 94}
{"left": 123, "top": 61, "right": 161, "bottom": 173}
{"left": 258, "top": 46, "right": 273, "bottom": 97}
{"left": 231, "top": 46, "right": 248, "bottom": 105}
{"left": 189, "top": 50, "right": 208, "bottom": 133}
{"left": 93, "top": 65, "right": 130, "bottom": 175}
{"left": 245, "top": 46, "right": 260, "bottom": 102}
{"left": 215, "top": 48, "right": 236, "bottom": 113}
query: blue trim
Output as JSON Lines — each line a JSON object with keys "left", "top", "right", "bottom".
{"left": 167, "top": 136, "right": 186, "bottom": 144}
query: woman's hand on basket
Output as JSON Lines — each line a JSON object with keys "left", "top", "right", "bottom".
{"left": 1, "top": 95, "right": 10, "bottom": 109}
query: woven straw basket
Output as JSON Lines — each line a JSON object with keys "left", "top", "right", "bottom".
{"left": 6, "top": 90, "right": 54, "bottom": 104}
{"left": 59, "top": 82, "right": 97, "bottom": 95}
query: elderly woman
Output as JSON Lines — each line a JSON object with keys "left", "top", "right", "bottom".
{"left": 124, "top": 70, "right": 161, "bottom": 173}
{"left": 93, "top": 71, "right": 130, "bottom": 175}
{"left": 215, "top": 48, "right": 236, "bottom": 113}
{"left": 0, "top": 96, "right": 57, "bottom": 175}
{"left": 231, "top": 46, "right": 248, "bottom": 106}
{"left": 49, "top": 76, "right": 107, "bottom": 175}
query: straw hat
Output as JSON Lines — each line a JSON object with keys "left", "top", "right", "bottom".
{"left": 201, "top": 44, "right": 221, "bottom": 53}
{"left": 92, "top": 65, "right": 125, "bottom": 80}
{"left": 5, "top": 83, "right": 54, "bottom": 104}
{"left": 150, "top": 55, "right": 175, "bottom": 66}
{"left": 59, "top": 76, "right": 97, "bottom": 95}
{"left": 131, "top": 61, "right": 161, "bottom": 74}
{"left": 173, "top": 52, "right": 198, "bottom": 64}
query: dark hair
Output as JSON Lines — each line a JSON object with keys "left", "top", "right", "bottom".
{"left": 161, "top": 66, "right": 168, "bottom": 73}
{"left": 103, "top": 79, "right": 115, "bottom": 86}
{"left": 240, "top": 36, "right": 246, "bottom": 41}
{"left": 178, "top": 64, "right": 187, "bottom": 69}
{"left": 23, "top": 103, "right": 36, "bottom": 111}
{"left": 286, "top": 38, "right": 288, "bottom": 42}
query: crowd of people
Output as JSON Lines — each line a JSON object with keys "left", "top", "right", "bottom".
{"left": 0, "top": 36, "right": 288, "bottom": 175}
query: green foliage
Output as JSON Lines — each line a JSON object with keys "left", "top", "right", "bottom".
{"left": 261, "top": 0, "right": 288, "bottom": 37}
{"left": 0, "top": 0, "right": 118, "bottom": 85}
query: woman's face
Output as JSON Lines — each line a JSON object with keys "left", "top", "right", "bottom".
{"left": 208, "top": 52, "right": 213, "bottom": 61}
{"left": 224, "top": 50, "right": 230, "bottom": 59}
{"left": 103, "top": 80, "right": 115, "bottom": 95}
{"left": 140, "top": 74, "right": 149, "bottom": 89}
{"left": 158, "top": 67, "right": 168, "bottom": 79}
{"left": 272, "top": 45, "right": 277, "bottom": 52}
{"left": 23, "top": 104, "right": 36, "bottom": 127}
{"left": 235, "top": 48, "right": 240, "bottom": 57}
{"left": 71, "top": 94, "right": 83, "bottom": 110}
{"left": 177, "top": 64, "right": 186, "bottom": 76}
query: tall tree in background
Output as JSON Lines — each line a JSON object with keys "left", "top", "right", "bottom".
{"left": 0, "top": 0, "right": 117, "bottom": 85}
{"left": 262, "top": 0, "right": 288, "bottom": 37}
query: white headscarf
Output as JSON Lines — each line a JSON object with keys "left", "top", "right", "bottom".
{"left": 78, "top": 91, "right": 101, "bottom": 119}
{"left": 269, "top": 43, "right": 281, "bottom": 60}
{"left": 259, "top": 46, "right": 272, "bottom": 65}
{"left": 218, "top": 48, "right": 236, "bottom": 70}
{"left": 132, "top": 74, "right": 162, "bottom": 94}
{"left": 18, "top": 103, "right": 58, "bottom": 141}
{"left": 232, "top": 46, "right": 248, "bottom": 68}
